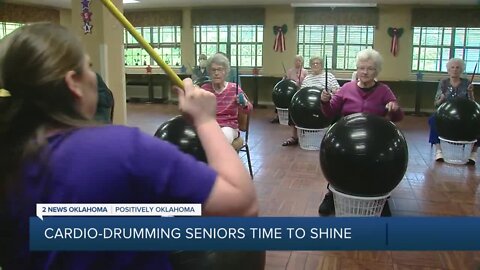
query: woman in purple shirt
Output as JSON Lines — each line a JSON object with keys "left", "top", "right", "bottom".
{"left": 318, "top": 48, "right": 404, "bottom": 217}
{"left": 0, "top": 23, "right": 257, "bottom": 270}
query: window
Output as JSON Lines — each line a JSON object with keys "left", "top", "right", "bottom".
{"left": 194, "top": 25, "right": 263, "bottom": 67}
{"left": 297, "top": 25, "right": 374, "bottom": 70}
{"left": 124, "top": 26, "right": 181, "bottom": 66}
{"left": 0, "top": 22, "right": 23, "bottom": 39}
{"left": 412, "top": 27, "right": 480, "bottom": 73}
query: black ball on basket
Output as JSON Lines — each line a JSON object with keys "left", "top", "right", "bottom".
{"left": 289, "top": 86, "right": 331, "bottom": 129}
{"left": 0, "top": 95, "right": 11, "bottom": 116}
{"left": 272, "top": 79, "right": 298, "bottom": 108}
{"left": 154, "top": 115, "right": 207, "bottom": 163}
{"left": 170, "top": 251, "right": 265, "bottom": 270}
{"left": 319, "top": 113, "right": 408, "bottom": 197}
{"left": 435, "top": 98, "right": 480, "bottom": 141}
{"left": 193, "top": 76, "right": 211, "bottom": 87}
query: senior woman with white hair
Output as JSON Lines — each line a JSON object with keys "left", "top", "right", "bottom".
{"left": 201, "top": 53, "right": 252, "bottom": 143}
{"left": 282, "top": 56, "right": 340, "bottom": 146}
{"left": 318, "top": 48, "right": 404, "bottom": 217}
{"left": 271, "top": 55, "right": 308, "bottom": 123}
{"left": 286, "top": 55, "right": 308, "bottom": 85}
{"left": 429, "top": 58, "right": 477, "bottom": 164}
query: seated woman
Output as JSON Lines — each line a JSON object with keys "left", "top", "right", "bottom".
{"left": 191, "top": 53, "right": 208, "bottom": 82}
{"left": 282, "top": 56, "right": 340, "bottom": 146}
{"left": 0, "top": 23, "right": 257, "bottom": 269}
{"left": 318, "top": 48, "right": 404, "bottom": 217}
{"left": 271, "top": 55, "right": 308, "bottom": 123}
{"left": 286, "top": 55, "right": 308, "bottom": 86}
{"left": 429, "top": 58, "right": 477, "bottom": 165}
{"left": 201, "top": 53, "right": 253, "bottom": 144}
{"left": 94, "top": 72, "right": 114, "bottom": 123}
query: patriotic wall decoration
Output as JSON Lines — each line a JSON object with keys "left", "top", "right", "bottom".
{"left": 273, "top": 24, "right": 287, "bottom": 53}
{"left": 387, "top": 27, "right": 403, "bottom": 57}
{"left": 81, "top": 0, "right": 93, "bottom": 34}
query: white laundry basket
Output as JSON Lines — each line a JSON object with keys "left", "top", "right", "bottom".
{"left": 439, "top": 137, "right": 476, "bottom": 165}
{"left": 296, "top": 127, "right": 324, "bottom": 150}
{"left": 276, "top": 108, "right": 289, "bottom": 126}
{"left": 330, "top": 186, "right": 389, "bottom": 217}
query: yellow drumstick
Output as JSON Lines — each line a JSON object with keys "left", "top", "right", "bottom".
{"left": 99, "top": 0, "right": 184, "bottom": 89}
{"left": 0, "top": 88, "right": 11, "bottom": 97}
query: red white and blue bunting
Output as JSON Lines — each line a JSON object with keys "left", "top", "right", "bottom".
{"left": 387, "top": 27, "right": 403, "bottom": 57}
{"left": 273, "top": 24, "right": 287, "bottom": 53}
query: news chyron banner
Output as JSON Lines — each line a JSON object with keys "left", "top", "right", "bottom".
{"left": 30, "top": 203, "right": 480, "bottom": 251}
{"left": 36, "top": 203, "right": 201, "bottom": 220}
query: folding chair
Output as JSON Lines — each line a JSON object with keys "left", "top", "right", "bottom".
{"left": 231, "top": 110, "right": 253, "bottom": 179}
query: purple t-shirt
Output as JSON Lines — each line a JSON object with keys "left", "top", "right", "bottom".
{"left": 1, "top": 125, "right": 217, "bottom": 270}
{"left": 322, "top": 81, "right": 404, "bottom": 122}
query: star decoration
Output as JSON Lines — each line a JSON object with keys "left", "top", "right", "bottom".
{"left": 81, "top": 0, "right": 90, "bottom": 9}
{"left": 416, "top": 72, "right": 424, "bottom": 81}
{"left": 83, "top": 22, "right": 93, "bottom": 34}
{"left": 81, "top": 11, "right": 92, "bottom": 22}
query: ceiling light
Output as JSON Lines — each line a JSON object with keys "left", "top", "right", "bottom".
{"left": 291, "top": 3, "right": 377, "bottom": 7}
{"left": 123, "top": 0, "right": 140, "bottom": 4}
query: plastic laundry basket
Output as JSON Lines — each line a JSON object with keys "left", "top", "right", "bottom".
{"left": 439, "top": 137, "right": 476, "bottom": 165}
{"left": 296, "top": 127, "right": 324, "bottom": 150}
{"left": 276, "top": 108, "right": 289, "bottom": 126}
{"left": 330, "top": 186, "right": 389, "bottom": 217}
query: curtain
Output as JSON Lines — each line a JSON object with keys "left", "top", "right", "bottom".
{"left": 125, "top": 10, "right": 182, "bottom": 27}
{"left": 191, "top": 7, "right": 265, "bottom": 25}
{"left": 294, "top": 7, "right": 378, "bottom": 26}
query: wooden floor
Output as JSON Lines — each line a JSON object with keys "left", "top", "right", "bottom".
{"left": 127, "top": 103, "right": 480, "bottom": 270}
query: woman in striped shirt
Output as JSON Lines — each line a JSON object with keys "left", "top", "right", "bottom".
{"left": 201, "top": 53, "right": 253, "bottom": 144}
{"left": 282, "top": 56, "right": 340, "bottom": 146}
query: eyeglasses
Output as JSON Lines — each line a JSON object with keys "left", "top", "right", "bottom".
{"left": 357, "top": 66, "right": 376, "bottom": 72}
{"left": 210, "top": 67, "right": 225, "bottom": 73}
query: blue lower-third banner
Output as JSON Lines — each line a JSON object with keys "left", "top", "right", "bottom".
{"left": 30, "top": 217, "right": 480, "bottom": 251}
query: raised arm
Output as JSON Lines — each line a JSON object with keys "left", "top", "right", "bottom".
{"left": 434, "top": 80, "right": 447, "bottom": 108}
{"left": 383, "top": 85, "right": 404, "bottom": 122}
{"left": 327, "top": 72, "right": 341, "bottom": 94}
{"left": 237, "top": 86, "right": 253, "bottom": 113}
{"left": 321, "top": 86, "right": 344, "bottom": 119}
{"left": 467, "top": 82, "right": 475, "bottom": 100}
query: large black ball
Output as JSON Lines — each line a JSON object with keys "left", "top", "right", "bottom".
{"left": 289, "top": 86, "right": 330, "bottom": 129}
{"left": 154, "top": 115, "right": 207, "bottom": 163}
{"left": 435, "top": 98, "right": 480, "bottom": 141}
{"left": 170, "top": 251, "right": 265, "bottom": 270}
{"left": 194, "top": 76, "right": 211, "bottom": 87}
{"left": 320, "top": 113, "right": 408, "bottom": 196}
{"left": 272, "top": 79, "right": 298, "bottom": 108}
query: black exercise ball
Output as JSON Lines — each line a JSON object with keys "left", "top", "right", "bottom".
{"left": 272, "top": 79, "right": 298, "bottom": 108}
{"left": 194, "top": 76, "right": 211, "bottom": 87}
{"left": 170, "top": 251, "right": 265, "bottom": 270}
{"left": 289, "top": 86, "right": 330, "bottom": 129}
{"left": 154, "top": 115, "right": 207, "bottom": 163}
{"left": 320, "top": 113, "right": 408, "bottom": 196}
{"left": 0, "top": 96, "right": 10, "bottom": 116}
{"left": 435, "top": 98, "right": 480, "bottom": 141}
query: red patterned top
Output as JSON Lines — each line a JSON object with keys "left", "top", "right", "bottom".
{"left": 202, "top": 82, "right": 253, "bottom": 129}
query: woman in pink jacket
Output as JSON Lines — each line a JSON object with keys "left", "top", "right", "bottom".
{"left": 318, "top": 48, "right": 404, "bottom": 217}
